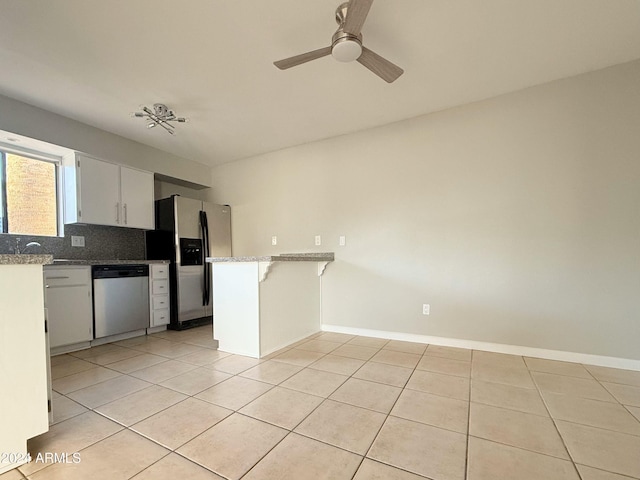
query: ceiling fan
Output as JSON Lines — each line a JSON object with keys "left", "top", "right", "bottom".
{"left": 273, "top": 0, "right": 404, "bottom": 83}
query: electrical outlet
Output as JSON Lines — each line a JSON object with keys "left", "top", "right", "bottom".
{"left": 315, "top": 235, "right": 322, "bottom": 246}
{"left": 71, "top": 235, "right": 85, "bottom": 247}
{"left": 271, "top": 236, "right": 278, "bottom": 246}
{"left": 422, "top": 304, "right": 430, "bottom": 315}
{"left": 339, "top": 235, "right": 346, "bottom": 246}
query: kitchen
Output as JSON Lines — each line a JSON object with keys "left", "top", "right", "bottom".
{"left": 2, "top": 1, "right": 640, "bottom": 479}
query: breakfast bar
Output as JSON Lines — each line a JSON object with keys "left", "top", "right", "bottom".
{"left": 206, "top": 253, "right": 333, "bottom": 358}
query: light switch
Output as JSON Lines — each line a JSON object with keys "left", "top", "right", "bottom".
{"left": 339, "top": 235, "right": 346, "bottom": 246}
{"left": 315, "top": 235, "right": 322, "bottom": 246}
{"left": 271, "top": 236, "right": 278, "bottom": 246}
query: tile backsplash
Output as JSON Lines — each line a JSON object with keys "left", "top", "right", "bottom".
{"left": 0, "top": 224, "right": 146, "bottom": 260}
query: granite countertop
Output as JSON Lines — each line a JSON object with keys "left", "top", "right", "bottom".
{"left": 46, "top": 259, "right": 170, "bottom": 266}
{"left": 207, "top": 252, "right": 334, "bottom": 263}
{"left": 0, "top": 254, "right": 54, "bottom": 265}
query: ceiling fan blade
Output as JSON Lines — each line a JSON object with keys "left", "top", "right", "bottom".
{"left": 274, "top": 46, "right": 332, "bottom": 70}
{"left": 357, "top": 46, "right": 404, "bottom": 83}
{"left": 343, "top": 0, "right": 374, "bottom": 36}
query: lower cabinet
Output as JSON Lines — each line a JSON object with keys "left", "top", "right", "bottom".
{"left": 43, "top": 266, "right": 93, "bottom": 349}
{"left": 150, "top": 264, "right": 170, "bottom": 328}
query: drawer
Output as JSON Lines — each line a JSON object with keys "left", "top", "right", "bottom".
{"left": 152, "top": 295, "right": 169, "bottom": 310}
{"left": 153, "top": 308, "right": 170, "bottom": 326}
{"left": 151, "top": 264, "right": 169, "bottom": 279}
{"left": 152, "top": 279, "right": 169, "bottom": 295}
{"left": 44, "top": 267, "right": 90, "bottom": 287}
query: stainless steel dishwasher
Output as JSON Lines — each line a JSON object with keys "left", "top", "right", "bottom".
{"left": 92, "top": 265, "right": 150, "bottom": 338}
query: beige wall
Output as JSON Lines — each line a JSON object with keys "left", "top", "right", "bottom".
{"left": 210, "top": 59, "right": 640, "bottom": 360}
{"left": 0, "top": 94, "right": 211, "bottom": 187}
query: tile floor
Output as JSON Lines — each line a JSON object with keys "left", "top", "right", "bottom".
{"left": 3, "top": 326, "right": 640, "bottom": 479}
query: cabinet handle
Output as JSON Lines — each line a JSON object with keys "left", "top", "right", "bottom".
{"left": 46, "top": 276, "right": 70, "bottom": 280}
{"left": 116, "top": 203, "right": 120, "bottom": 223}
{"left": 45, "top": 285, "right": 50, "bottom": 288}
{"left": 124, "top": 203, "right": 128, "bottom": 225}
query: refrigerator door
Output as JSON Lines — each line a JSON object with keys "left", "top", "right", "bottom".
{"left": 177, "top": 265, "right": 206, "bottom": 322}
{"left": 202, "top": 203, "right": 231, "bottom": 317}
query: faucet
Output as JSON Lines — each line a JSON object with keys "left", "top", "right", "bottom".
{"left": 12, "top": 238, "right": 42, "bottom": 254}
{"left": 13, "top": 237, "right": 21, "bottom": 254}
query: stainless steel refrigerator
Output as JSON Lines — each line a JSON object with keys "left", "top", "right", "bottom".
{"left": 145, "top": 195, "right": 231, "bottom": 330}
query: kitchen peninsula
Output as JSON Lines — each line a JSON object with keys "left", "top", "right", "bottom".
{"left": 207, "top": 253, "right": 334, "bottom": 358}
{"left": 0, "top": 254, "right": 52, "bottom": 474}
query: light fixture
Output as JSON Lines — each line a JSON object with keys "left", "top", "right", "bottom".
{"left": 131, "top": 103, "right": 188, "bottom": 135}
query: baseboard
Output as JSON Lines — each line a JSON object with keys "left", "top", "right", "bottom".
{"left": 321, "top": 324, "right": 640, "bottom": 371}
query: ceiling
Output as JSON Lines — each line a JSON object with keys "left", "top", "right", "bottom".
{"left": 1, "top": 1, "right": 639, "bottom": 168}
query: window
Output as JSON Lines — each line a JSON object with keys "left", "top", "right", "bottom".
{"left": 0, "top": 150, "right": 60, "bottom": 236}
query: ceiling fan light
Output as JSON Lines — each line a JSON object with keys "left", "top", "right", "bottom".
{"left": 331, "top": 38, "right": 362, "bottom": 62}
{"left": 147, "top": 122, "right": 156, "bottom": 129}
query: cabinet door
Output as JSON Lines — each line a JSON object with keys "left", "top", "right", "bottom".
{"left": 77, "top": 155, "right": 121, "bottom": 226}
{"left": 120, "top": 166, "right": 154, "bottom": 229}
{"left": 46, "top": 285, "right": 93, "bottom": 348}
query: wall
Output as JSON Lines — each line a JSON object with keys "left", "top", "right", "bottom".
{"left": 0, "top": 94, "right": 211, "bottom": 187}
{"left": 210, "top": 59, "right": 640, "bottom": 361}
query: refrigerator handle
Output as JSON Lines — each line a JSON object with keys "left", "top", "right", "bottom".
{"left": 200, "top": 210, "right": 210, "bottom": 306}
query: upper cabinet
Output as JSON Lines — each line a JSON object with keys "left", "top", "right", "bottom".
{"left": 63, "top": 154, "right": 154, "bottom": 229}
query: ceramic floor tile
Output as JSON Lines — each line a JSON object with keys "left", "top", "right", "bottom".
{"left": 330, "top": 378, "right": 402, "bottom": 414}
{"left": 472, "top": 351, "right": 526, "bottom": 368}
{"left": 556, "top": 420, "right": 640, "bottom": 478}
{"left": 353, "top": 459, "right": 427, "bottom": 480}
{"left": 295, "top": 399, "right": 386, "bottom": 454}
{"left": 129, "top": 359, "right": 198, "bottom": 383}
{"left": 280, "top": 368, "right": 348, "bottom": 397}
{"left": 316, "top": 332, "right": 357, "bottom": 343}
{"left": 523, "top": 357, "right": 591, "bottom": 378}
{"left": 51, "top": 358, "right": 96, "bottom": 380}
{"left": 51, "top": 366, "right": 122, "bottom": 394}
{"left": 0, "top": 469, "right": 23, "bottom": 480}
{"left": 242, "top": 433, "right": 362, "bottom": 480}
{"left": 240, "top": 386, "right": 323, "bottom": 430}
{"left": 87, "top": 347, "right": 144, "bottom": 366}
{"left": 416, "top": 356, "right": 471, "bottom": 378}
{"left": 106, "top": 353, "right": 168, "bottom": 373}
{"left": 160, "top": 367, "right": 231, "bottom": 395}
{"left": 466, "top": 436, "right": 579, "bottom": 480}
{"left": 131, "top": 397, "right": 232, "bottom": 450}
{"left": 69, "top": 343, "right": 123, "bottom": 359}
{"left": 544, "top": 391, "right": 640, "bottom": 436}
{"left": 22, "top": 411, "right": 123, "bottom": 476}
{"left": 424, "top": 345, "right": 472, "bottom": 362}
{"left": 370, "top": 349, "right": 421, "bottom": 368}
{"left": 270, "top": 349, "right": 325, "bottom": 367}
{"left": 67, "top": 375, "right": 151, "bottom": 408}
{"left": 585, "top": 365, "right": 640, "bottom": 387}
{"left": 469, "top": 402, "right": 569, "bottom": 458}
{"left": 307, "top": 354, "right": 365, "bottom": 376}
{"left": 29, "top": 429, "right": 169, "bottom": 480}
{"left": 405, "top": 370, "right": 470, "bottom": 401}
{"left": 533, "top": 372, "right": 617, "bottom": 402}
{"left": 331, "top": 344, "right": 379, "bottom": 361}
{"left": 131, "top": 453, "right": 226, "bottom": 480}
{"left": 239, "top": 360, "right": 303, "bottom": 384}
{"left": 368, "top": 416, "right": 467, "bottom": 480}
{"left": 176, "top": 348, "right": 231, "bottom": 366}
{"left": 391, "top": 389, "right": 469, "bottom": 434}
{"left": 50, "top": 353, "right": 77, "bottom": 366}
{"left": 347, "top": 336, "right": 389, "bottom": 348}
{"left": 295, "top": 339, "right": 343, "bottom": 354}
{"left": 209, "top": 355, "right": 263, "bottom": 375}
{"left": 177, "top": 413, "right": 287, "bottom": 480}
{"left": 575, "top": 464, "right": 640, "bottom": 480}
{"left": 472, "top": 362, "right": 535, "bottom": 389}
{"left": 128, "top": 338, "right": 179, "bottom": 354}
{"left": 471, "top": 379, "right": 548, "bottom": 416}
{"left": 353, "top": 361, "right": 413, "bottom": 388}
{"left": 50, "top": 392, "right": 88, "bottom": 425}
{"left": 195, "top": 376, "right": 273, "bottom": 410}
{"left": 602, "top": 382, "right": 640, "bottom": 407}
{"left": 382, "top": 340, "right": 427, "bottom": 355}
{"left": 95, "top": 385, "right": 187, "bottom": 426}
{"left": 155, "top": 343, "right": 207, "bottom": 359}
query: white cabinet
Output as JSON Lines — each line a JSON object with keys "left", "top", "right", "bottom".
{"left": 0, "top": 264, "right": 49, "bottom": 474}
{"left": 44, "top": 266, "right": 93, "bottom": 352}
{"left": 64, "top": 153, "right": 154, "bottom": 229}
{"left": 149, "top": 263, "right": 170, "bottom": 328}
